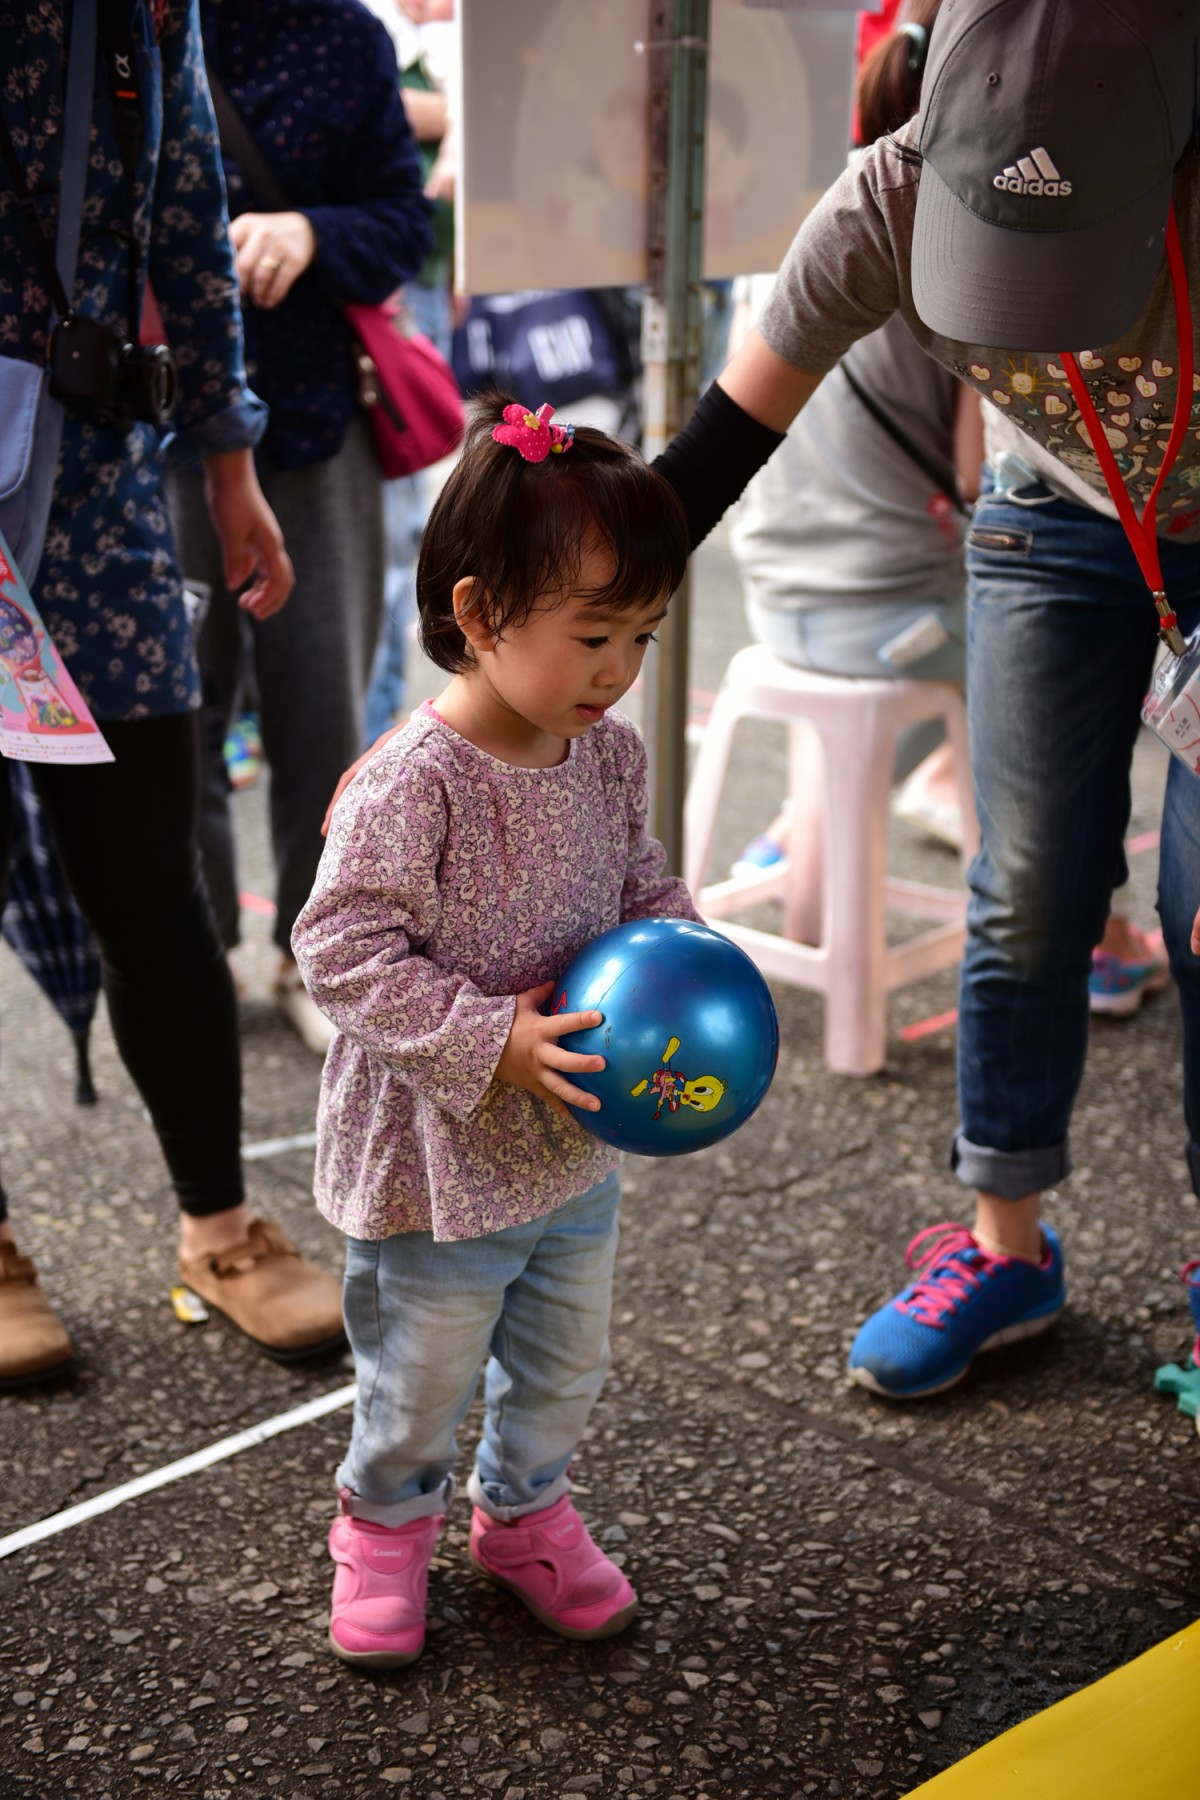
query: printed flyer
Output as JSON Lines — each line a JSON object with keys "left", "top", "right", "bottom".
{"left": 0, "top": 529, "right": 113, "bottom": 765}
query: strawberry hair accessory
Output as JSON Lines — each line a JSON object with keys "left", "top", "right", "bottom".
{"left": 492, "top": 402, "right": 575, "bottom": 462}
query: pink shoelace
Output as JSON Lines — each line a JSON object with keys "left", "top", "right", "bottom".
{"left": 894, "top": 1223, "right": 1007, "bottom": 1329}
{"left": 1180, "top": 1259, "right": 1200, "bottom": 1365}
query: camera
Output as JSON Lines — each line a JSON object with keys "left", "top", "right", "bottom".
{"left": 49, "top": 312, "right": 178, "bottom": 430}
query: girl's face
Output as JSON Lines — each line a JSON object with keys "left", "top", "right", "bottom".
{"left": 449, "top": 539, "right": 669, "bottom": 766}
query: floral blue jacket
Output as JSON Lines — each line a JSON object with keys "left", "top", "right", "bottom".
{"left": 1, "top": 0, "right": 266, "bottom": 719}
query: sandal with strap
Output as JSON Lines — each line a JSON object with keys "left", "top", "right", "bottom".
{"left": 0, "top": 1241, "right": 73, "bottom": 1388}
{"left": 179, "top": 1218, "right": 345, "bottom": 1362}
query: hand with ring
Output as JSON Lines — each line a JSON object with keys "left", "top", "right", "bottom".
{"left": 229, "top": 211, "right": 317, "bottom": 309}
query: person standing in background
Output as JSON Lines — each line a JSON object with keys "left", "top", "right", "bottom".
{"left": 655, "top": 0, "right": 1200, "bottom": 1403}
{"left": 167, "top": 0, "right": 432, "bottom": 1055}
{"left": 0, "top": 0, "right": 351, "bottom": 1385}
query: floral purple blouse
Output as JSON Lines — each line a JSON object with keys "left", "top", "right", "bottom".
{"left": 292, "top": 703, "right": 700, "bottom": 1243}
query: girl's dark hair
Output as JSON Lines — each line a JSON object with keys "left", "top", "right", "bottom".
{"left": 417, "top": 391, "right": 690, "bottom": 673}
{"left": 856, "top": 0, "right": 943, "bottom": 147}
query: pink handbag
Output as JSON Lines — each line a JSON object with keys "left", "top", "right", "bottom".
{"left": 344, "top": 298, "right": 465, "bottom": 479}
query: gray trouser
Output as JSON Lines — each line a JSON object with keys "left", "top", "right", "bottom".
{"left": 166, "top": 414, "right": 384, "bottom": 952}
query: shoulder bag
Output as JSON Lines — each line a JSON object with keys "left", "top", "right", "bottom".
{"left": 206, "top": 70, "right": 464, "bottom": 479}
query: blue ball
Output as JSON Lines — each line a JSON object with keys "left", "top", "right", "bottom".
{"left": 550, "top": 918, "right": 779, "bottom": 1157}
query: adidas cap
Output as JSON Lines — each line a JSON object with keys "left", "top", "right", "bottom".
{"left": 910, "top": 0, "right": 1198, "bottom": 349}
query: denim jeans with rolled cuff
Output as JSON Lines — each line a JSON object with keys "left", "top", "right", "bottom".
{"left": 955, "top": 465, "right": 1200, "bottom": 1200}
{"left": 336, "top": 1172, "right": 621, "bottom": 1528}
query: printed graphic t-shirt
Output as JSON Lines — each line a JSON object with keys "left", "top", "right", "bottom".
{"left": 759, "top": 119, "right": 1200, "bottom": 542}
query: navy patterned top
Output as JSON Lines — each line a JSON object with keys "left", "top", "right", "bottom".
{"left": 1, "top": 0, "right": 267, "bottom": 720}
{"left": 199, "top": 0, "right": 432, "bottom": 470}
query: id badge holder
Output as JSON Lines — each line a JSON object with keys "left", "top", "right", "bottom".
{"left": 1142, "top": 631, "right": 1200, "bottom": 775}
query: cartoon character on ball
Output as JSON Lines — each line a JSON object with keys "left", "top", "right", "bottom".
{"left": 550, "top": 918, "right": 778, "bottom": 1157}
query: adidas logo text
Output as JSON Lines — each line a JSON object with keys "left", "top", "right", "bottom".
{"left": 993, "top": 145, "right": 1071, "bottom": 197}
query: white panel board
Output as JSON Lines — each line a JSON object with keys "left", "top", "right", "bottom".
{"left": 458, "top": 0, "right": 861, "bottom": 293}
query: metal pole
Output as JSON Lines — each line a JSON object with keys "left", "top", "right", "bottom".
{"left": 640, "top": 0, "right": 709, "bottom": 873}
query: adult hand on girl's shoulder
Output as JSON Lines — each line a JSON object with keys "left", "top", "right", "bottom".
{"left": 321, "top": 724, "right": 406, "bottom": 836}
{"left": 496, "top": 982, "right": 605, "bottom": 1122}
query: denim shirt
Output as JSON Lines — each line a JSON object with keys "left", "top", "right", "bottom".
{"left": 1, "top": 0, "right": 266, "bottom": 718}
{"left": 199, "top": 0, "right": 433, "bottom": 470}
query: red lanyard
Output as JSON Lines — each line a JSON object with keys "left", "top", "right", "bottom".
{"left": 1062, "top": 203, "right": 1194, "bottom": 654}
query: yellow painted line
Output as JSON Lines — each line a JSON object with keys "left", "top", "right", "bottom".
{"left": 903, "top": 1620, "right": 1200, "bottom": 1800}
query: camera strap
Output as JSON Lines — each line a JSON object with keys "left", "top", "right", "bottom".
{"left": 0, "top": 0, "right": 98, "bottom": 331}
{"left": 97, "top": 0, "right": 145, "bottom": 340}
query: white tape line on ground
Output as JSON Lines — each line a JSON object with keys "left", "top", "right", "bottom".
{"left": 0, "top": 1382, "right": 357, "bottom": 1561}
{"left": 241, "top": 1130, "right": 318, "bottom": 1161}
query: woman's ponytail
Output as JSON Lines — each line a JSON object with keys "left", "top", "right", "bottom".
{"left": 856, "top": 0, "right": 943, "bottom": 146}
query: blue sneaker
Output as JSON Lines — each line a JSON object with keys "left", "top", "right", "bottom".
{"left": 1088, "top": 924, "right": 1169, "bottom": 1017}
{"left": 848, "top": 1223, "right": 1065, "bottom": 1399}
{"left": 731, "top": 832, "right": 785, "bottom": 881}
{"left": 1152, "top": 1262, "right": 1200, "bottom": 1425}
{"left": 1183, "top": 1260, "right": 1200, "bottom": 1367}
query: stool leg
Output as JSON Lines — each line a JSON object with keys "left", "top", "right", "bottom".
{"left": 782, "top": 721, "right": 825, "bottom": 945}
{"left": 684, "top": 684, "right": 742, "bottom": 896}
{"left": 820, "top": 704, "right": 894, "bottom": 1075}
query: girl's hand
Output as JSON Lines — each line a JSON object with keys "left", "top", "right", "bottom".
{"left": 321, "top": 724, "right": 405, "bottom": 835}
{"left": 496, "top": 981, "right": 605, "bottom": 1121}
{"left": 201, "top": 449, "right": 294, "bottom": 619}
{"left": 1192, "top": 905, "right": 1200, "bottom": 957}
{"left": 229, "top": 210, "right": 317, "bottom": 309}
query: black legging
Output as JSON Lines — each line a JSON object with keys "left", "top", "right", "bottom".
{"left": 0, "top": 712, "right": 243, "bottom": 1223}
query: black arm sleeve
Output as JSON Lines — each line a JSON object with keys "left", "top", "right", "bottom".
{"left": 652, "top": 381, "right": 785, "bottom": 551}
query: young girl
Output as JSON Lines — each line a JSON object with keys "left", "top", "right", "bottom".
{"left": 292, "top": 395, "right": 697, "bottom": 1667}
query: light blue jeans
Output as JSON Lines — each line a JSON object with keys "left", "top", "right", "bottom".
{"left": 337, "top": 1172, "right": 621, "bottom": 1526}
{"left": 745, "top": 593, "right": 967, "bottom": 780}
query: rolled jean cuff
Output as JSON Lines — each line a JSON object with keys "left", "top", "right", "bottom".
{"left": 950, "top": 1131, "right": 1072, "bottom": 1200}
{"left": 466, "top": 1465, "right": 572, "bottom": 1523}
{"left": 336, "top": 1474, "right": 454, "bottom": 1529}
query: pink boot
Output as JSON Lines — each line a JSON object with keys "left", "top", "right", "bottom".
{"left": 470, "top": 1494, "right": 638, "bottom": 1640}
{"left": 327, "top": 1510, "right": 443, "bottom": 1668}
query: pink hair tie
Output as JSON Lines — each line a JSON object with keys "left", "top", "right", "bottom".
{"left": 492, "top": 402, "right": 575, "bottom": 463}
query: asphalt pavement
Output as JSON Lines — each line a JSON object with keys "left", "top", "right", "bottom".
{"left": 1, "top": 523, "right": 1197, "bottom": 1800}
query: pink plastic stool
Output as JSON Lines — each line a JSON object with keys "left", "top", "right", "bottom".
{"left": 684, "top": 644, "right": 978, "bottom": 1076}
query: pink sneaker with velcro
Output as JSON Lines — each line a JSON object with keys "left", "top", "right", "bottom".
{"left": 469, "top": 1494, "right": 638, "bottom": 1639}
{"left": 327, "top": 1509, "right": 443, "bottom": 1668}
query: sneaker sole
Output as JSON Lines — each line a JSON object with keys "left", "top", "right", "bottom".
{"left": 470, "top": 1552, "right": 639, "bottom": 1640}
{"left": 327, "top": 1627, "right": 423, "bottom": 1669}
{"left": 849, "top": 1303, "right": 1064, "bottom": 1400}
{"left": 1089, "top": 973, "right": 1170, "bottom": 1018}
